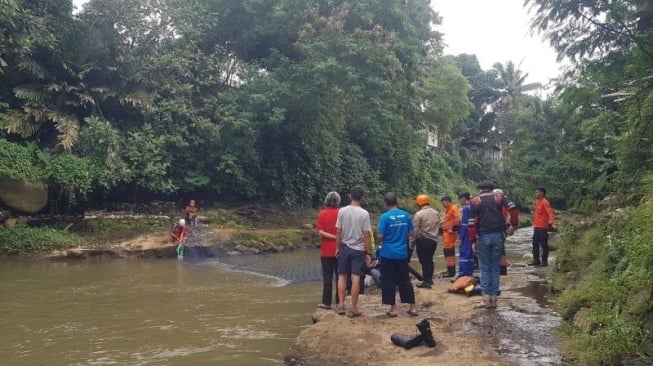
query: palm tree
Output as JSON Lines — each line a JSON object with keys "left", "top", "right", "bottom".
{"left": 491, "top": 60, "right": 542, "bottom": 112}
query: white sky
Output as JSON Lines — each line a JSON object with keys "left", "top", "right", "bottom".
{"left": 431, "top": 0, "right": 564, "bottom": 91}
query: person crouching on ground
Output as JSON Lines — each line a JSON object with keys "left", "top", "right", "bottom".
{"left": 316, "top": 191, "right": 340, "bottom": 310}
{"left": 335, "top": 186, "right": 371, "bottom": 318}
{"left": 378, "top": 192, "right": 418, "bottom": 317}
{"left": 412, "top": 194, "right": 441, "bottom": 288}
{"left": 171, "top": 219, "right": 190, "bottom": 245}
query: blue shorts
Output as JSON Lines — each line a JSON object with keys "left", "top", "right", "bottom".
{"left": 337, "top": 245, "right": 365, "bottom": 277}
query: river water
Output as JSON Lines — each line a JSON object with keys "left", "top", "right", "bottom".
{"left": 0, "top": 227, "right": 559, "bottom": 365}
{"left": 0, "top": 258, "right": 320, "bottom": 365}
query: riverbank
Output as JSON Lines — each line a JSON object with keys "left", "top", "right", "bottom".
{"left": 285, "top": 267, "right": 559, "bottom": 366}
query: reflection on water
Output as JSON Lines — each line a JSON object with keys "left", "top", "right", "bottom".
{"left": 0, "top": 259, "right": 320, "bottom": 365}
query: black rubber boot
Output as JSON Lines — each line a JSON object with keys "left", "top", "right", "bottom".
{"left": 416, "top": 319, "right": 436, "bottom": 347}
{"left": 390, "top": 333, "right": 424, "bottom": 350}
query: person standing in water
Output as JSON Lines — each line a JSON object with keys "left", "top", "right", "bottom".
{"left": 185, "top": 199, "right": 198, "bottom": 228}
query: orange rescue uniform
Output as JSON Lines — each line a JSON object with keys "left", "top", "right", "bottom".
{"left": 441, "top": 204, "right": 461, "bottom": 276}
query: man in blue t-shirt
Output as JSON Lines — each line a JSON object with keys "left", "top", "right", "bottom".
{"left": 377, "top": 192, "right": 418, "bottom": 317}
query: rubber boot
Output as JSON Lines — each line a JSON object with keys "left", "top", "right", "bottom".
{"left": 489, "top": 295, "right": 498, "bottom": 309}
{"left": 390, "top": 333, "right": 424, "bottom": 350}
{"left": 441, "top": 268, "right": 455, "bottom": 278}
{"left": 474, "top": 295, "right": 496, "bottom": 309}
{"left": 416, "top": 319, "right": 436, "bottom": 347}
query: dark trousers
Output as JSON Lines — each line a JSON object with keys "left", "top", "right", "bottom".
{"left": 320, "top": 257, "right": 338, "bottom": 306}
{"left": 532, "top": 228, "right": 549, "bottom": 265}
{"left": 415, "top": 237, "right": 437, "bottom": 283}
{"left": 380, "top": 257, "right": 416, "bottom": 305}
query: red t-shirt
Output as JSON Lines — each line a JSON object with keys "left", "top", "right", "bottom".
{"left": 171, "top": 224, "right": 190, "bottom": 240}
{"left": 316, "top": 207, "right": 339, "bottom": 258}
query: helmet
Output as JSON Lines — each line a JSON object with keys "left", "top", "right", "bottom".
{"left": 493, "top": 188, "right": 504, "bottom": 195}
{"left": 179, "top": 219, "right": 186, "bottom": 226}
{"left": 415, "top": 194, "right": 430, "bottom": 206}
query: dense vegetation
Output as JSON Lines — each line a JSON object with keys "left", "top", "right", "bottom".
{"left": 1, "top": 0, "right": 653, "bottom": 363}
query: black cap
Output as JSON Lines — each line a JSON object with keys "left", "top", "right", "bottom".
{"left": 477, "top": 181, "right": 495, "bottom": 190}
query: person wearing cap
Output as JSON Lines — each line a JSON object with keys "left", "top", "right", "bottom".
{"left": 469, "top": 181, "right": 519, "bottom": 309}
{"left": 530, "top": 186, "right": 556, "bottom": 267}
{"left": 440, "top": 195, "right": 461, "bottom": 278}
{"left": 457, "top": 192, "right": 474, "bottom": 278}
{"left": 171, "top": 218, "right": 190, "bottom": 244}
{"left": 411, "top": 194, "right": 441, "bottom": 288}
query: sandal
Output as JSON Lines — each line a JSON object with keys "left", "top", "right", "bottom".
{"left": 406, "top": 309, "right": 419, "bottom": 316}
{"left": 335, "top": 307, "right": 346, "bottom": 315}
{"left": 346, "top": 310, "right": 362, "bottom": 318}
{"left": 317, "top": 304, "right": 331, "bottom": 310}
{"left": 386, "top": 310, "right": 398, "bottom": 318}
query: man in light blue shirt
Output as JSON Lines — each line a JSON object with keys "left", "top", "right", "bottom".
{"left": 377, "top": 192, "right": 418, "bottom": 317}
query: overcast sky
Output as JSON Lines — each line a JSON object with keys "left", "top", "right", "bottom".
{"left": 73, "top": 0, "right": 563, "bottom": 90}
{"left": 431, "top": 0, "right": 563, "bottom": 90}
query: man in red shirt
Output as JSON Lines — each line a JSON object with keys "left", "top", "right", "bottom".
{"left": 316, "top": 192, "right": 341, "bottom": 310}
{"left": 530, "top": 187, "right": 556, "bottom": 267}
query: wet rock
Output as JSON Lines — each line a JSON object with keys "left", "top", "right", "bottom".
{"left": 234, "top": 244, "right": 261, "bottom": 254}
{"left": 0, "top": 178, "right": 48, "bottom": 213}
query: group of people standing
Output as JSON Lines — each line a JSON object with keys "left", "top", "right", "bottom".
{"left": 316, "top": 181, "right": 556, "bottom": 315}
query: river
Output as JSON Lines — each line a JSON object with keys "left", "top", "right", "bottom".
{"left": 0, "top": 258, "right": 320, "bottom": 365}
{"left": 0, "top": 227, "right": 559, "bottom": 365}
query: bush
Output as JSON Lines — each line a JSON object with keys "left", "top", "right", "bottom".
{"left": 0, "top": 139, "right": 42, "bottom": 180}
{"left": 553, "top": 204, "right": 653, "bottom": 364}
{"left": 0, "top": 226, "right": 80, "bottom": 254}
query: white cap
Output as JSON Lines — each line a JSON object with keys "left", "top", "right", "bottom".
{"left": 179, "top": 219, "right": 186, "bottom": 226}
{"left": 493, "top": 188, "right": 504, "bottom": 195}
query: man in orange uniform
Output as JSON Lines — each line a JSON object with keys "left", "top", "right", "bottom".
{"left": 530, "top": 186, "right": 556, "bottom": 267}
{"left": 440, "top": 195, "right": 461, "bottom": 278}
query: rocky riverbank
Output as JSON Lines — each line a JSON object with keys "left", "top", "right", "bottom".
{"left": 285, "top": 269, "right": 560, "bottom": 366}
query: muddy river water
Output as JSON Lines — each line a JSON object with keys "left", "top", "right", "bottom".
{"left": 0, "top": 227, "right": 560, "bottom": 365}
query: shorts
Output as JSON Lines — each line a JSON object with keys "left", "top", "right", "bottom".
{"left": 337, "top": 244, "right": 365, "bottom": 277}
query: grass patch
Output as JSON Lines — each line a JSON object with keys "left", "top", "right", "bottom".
{"left": 0, "top": 226, "right": 81, "bottom": 254}
{"left": 552, "top": 204, "right": 653, "bottom": 364}
{"left": 74, "top": 218, "right": 166, "bottom": 244}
